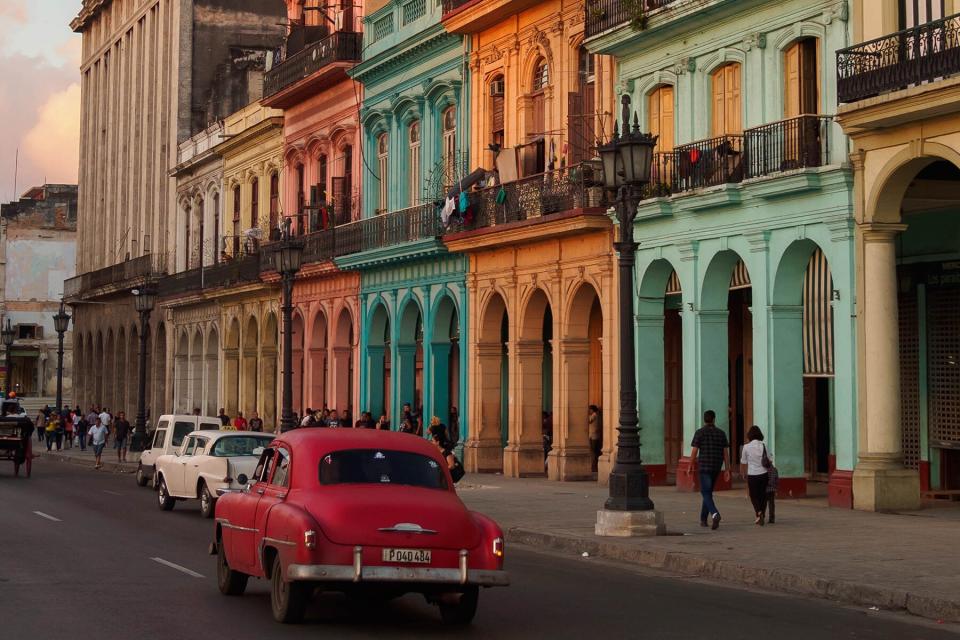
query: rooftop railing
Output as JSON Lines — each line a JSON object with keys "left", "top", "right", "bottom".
{"left": 584, "top": 0, "right": 677, "bottom": 38}
{"left": 263, "top": 31, "right": 362, "bottom": 98}
{"left": 158, "top": 251, "right": 262, "bottom": 298}
{"left": 837, "top": 12, "right": 960, "bottom": 103}
{"left": 63, "top": 252, "right": 168, "bottom": 299}
{"left": 334, "top": 202, "right": 439, "bottom": 256}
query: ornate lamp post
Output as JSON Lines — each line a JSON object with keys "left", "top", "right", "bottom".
{"left": 130, "top": 284, "right": 157, "bottom": 452}
{"left": 595, "top": 95, "right": 664, "bottom": 536}
{"left": 2, "top": 318, "right": 15, "bottom": 397}
{"left": 275, "top": 218, "right": 304, "bottom": 433}
{"left": 53, "top": 302, "right": 72, "bottom": 413}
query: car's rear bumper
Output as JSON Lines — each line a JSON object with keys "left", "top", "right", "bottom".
{"left": 286, "top": 563, "right": 509, "bottom": 587}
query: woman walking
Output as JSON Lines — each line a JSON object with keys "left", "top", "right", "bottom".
{"left": 739, "top": 425, "right": 770, "bottom": 526}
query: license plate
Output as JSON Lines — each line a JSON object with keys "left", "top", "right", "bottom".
{"left": 382, "top": 548, "right": 431, "bottom": 564}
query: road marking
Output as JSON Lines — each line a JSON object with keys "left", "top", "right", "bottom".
{"left": 33, "top": 511, "right": 62, "bottom": 522}
{"left": 102, "top": 490, "right": 122, "bottom": 496}
{"left": 151, "top": 557, "right": 205, "bottom": 578}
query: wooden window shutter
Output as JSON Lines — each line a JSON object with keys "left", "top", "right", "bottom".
{"left": 568, "top": 91, "right": 584, "bottom": 163}
{"left": 492, "top": 94, "right": 504, "bottom": 134}
{"left": 785, "top": 42, "right": 801, "bottom": 118}
{"left": 649, "top": 88, "right": 661, "bottom": 139}
{"left": 711, "top": 69, "right": 725, "bottom": 136}
{"left": 800, "top": 39, "right": 819, "bottom": 115}
{"left": 725, "top": 64, "right": 742, "bottom": 134}
{"left": 583, "top": 82, "right": 596, "bottom": 158}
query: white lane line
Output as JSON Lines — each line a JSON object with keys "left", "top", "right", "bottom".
{"left": 33, "top": 511, "right": 62, "bottom": 522}
{"left": 151, "top": 557, "right": 205, "bottom": 578}
{"left": 102, "top": 490, "right": 122, "bottom": 496}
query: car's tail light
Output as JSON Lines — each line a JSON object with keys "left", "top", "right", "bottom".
{"left": 304, "top": 530, "right": 317, "bottom": 549}
{"left": 492, "top": 537, "right": 504, "bottom": 558}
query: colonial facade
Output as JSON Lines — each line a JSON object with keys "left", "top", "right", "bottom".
{"left": 587, "top": 0, "right": 856, "bottom": 500}
{"left": 439, "top": 0, "right": 618, "bottom": 479}
{"left": 341, "top": 0, "right": 469, "bottom": 432}
{"left": 837, "top": 0, "right": 960, "bottom": 509}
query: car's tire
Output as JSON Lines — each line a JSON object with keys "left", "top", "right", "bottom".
{"left": 217, "top": 540, "right": 248, "bottom": 596}
{"left": 438, "top": 586, "right": 479, "bottom": 625}
{"left": 270, "top": 555, "right": 309, "bottom": 624}
{"left": 157, "top": 477, "right": 175, "bottom": 511}
{"left": 135, "top": 463, "right": 149, "bottom": 487}
{"left": 199, "top": 483, "right": 215, "bottom": 519}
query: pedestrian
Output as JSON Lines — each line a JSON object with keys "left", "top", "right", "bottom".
{"left": 588, "top": 405, "right": 602, "bottom": 472}
{"left": 376, "top": 413, "right": 390, "bottom": 431}
{"left": 45, "top": 415, "right": 58, "bottom": 451}
{"left": 300, "top": 408, "right": 316, "bottom": 427}
{"left": 99, "top": 407, "right": 112, "bottom": 432}
{"left": 340, "top": 409, "right": 352, "bottom": 429}
{"left": 249, "top": 411, "right": 263, "bottom": 432}
{"left": 326, "top": 410, "right": 340, "bottom": 428}
{"left": 35, "top": 409, "right": 46, "bottom": 442}
{"left": 542, "top": 411, "right": 553, "bottom": 465}
{"left": 399, "top": 416, "right": 417, "bottom": 434}
{"left": 218, "top": 408, "right": 231, "bottom": 426}
{"left": 65, "top": 410, "right": 76, "bottom": 449}
{"left": 765, "top": 457, "right": 779, "bottom": 524}
{"left": 88, "top": 417, "right": 109, "bottom": 470}
{"left": 687, "top": 409, "right": 731, "bottom": 530}
{"left": 739, "top": 425, "right": 771, "bottom": 526}
{"left": 429, "top": 422, "right": 464, "bottom": 483}
{"left": 448, "top": 406, "right": 460, "bottom": 447}
{"left": 234, "top": 411, "right": 248, "bottom": 431}
{"left": 429, "top": 416, "right": 447, "bottom": 441}
{"left": 76, "top": 410, "right": 88, "bottom": 452}
{"left": 42, "top": 404, "right": 51, "bottom": 420}
{"left": 114, "top": 411, "right": 131, "bottom": 464}
{"left": 193, "top": 407, "right": 201, "bottom": 416}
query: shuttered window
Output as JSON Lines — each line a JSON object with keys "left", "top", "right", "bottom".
{"left": 648, "top": 85, "right": 674, "bottom": 151}
{"left": 377, "top": 133, "right": 389, "bottom": 214}
{"left": 784, "top": 39, "right": 819, "bottom": 117}
{"left": 409, "top": 121, "right": 421, "bottom": 206}
{"left": 711, "top": 63, "right": 742, "bottom": 136}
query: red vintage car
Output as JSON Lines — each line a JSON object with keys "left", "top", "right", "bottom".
{"left": 211, "top": 428, "right": 509, "bottom": 625}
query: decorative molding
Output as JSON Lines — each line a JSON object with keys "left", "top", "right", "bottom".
{"left": 744, "top": 230, "right": 771, "bottom": 253}
{"left": 676, "top": 240, "right": 699, "bottom": 262}
{"left": 743, "top": 33, "right": 766, "bottom": 51}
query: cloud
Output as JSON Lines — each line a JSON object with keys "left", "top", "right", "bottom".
{"left": 0, "top": 2, "right": 28, "bottom": 24}
{"left": 22, "top": 83, "right": 80, "bottom": 185}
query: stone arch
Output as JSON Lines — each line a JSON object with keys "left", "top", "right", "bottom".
{"left": 473, "top": 290, "right": 509, "bottom": 473}
{"left": 429, "top": 291, "right": 460, "bottom": 430}
{"left": 205, "top": 324, "right": 220, "bottom": 417}
{"left": 74, "top": 333, "right": 85, "bottom": 408}
{"left": 115, "top": 326, "right": 127, "bottom": 413}
{"left": 866, "top": 143, "right": 960, "bottom": 224}
{"left": 174, "top": 329, "right": 189, "bottom": 414}
{"left": 94, "top": 331, "right": 104, "bottom": 405}
{"left": 510, "top": 287, "right": 553, "bottom": 477}
{"left": 396, "top": 295, "right": 424, "bottom": 417}
{"left": 150, "top": 322, "right": 165, "bottom": 421}
{"left": 291, "top": 309, "right": 306, "bottom": 413}
{"left": 190, "top": 328, "right": 204, "bottom": 414}
{"left": 366, "top": 299, "right": 392, "bottom": 420}
{"left": 104, "top": 329, "right": 116, "bottom": 411}
{"left": 126, "top": 325, "right": 138, "bottom": 417}
{"left": 332, "top": 307, "right": 354, "bottom": 417}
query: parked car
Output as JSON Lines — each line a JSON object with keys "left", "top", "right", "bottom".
{"left": 135, "top": 414, "right": 222, "bottom": 488}
{"left": 155, "top": 430, "right": 274, "bottom": 518}
{"left": 211, "top": 429, "right": 508, "bottom": 625}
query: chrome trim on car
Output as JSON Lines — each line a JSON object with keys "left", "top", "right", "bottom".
{"left": 263, "top": 536, "right": 296, "bottom": 547}
{"left": 285, "top": 563, "right": 510, "bottom": 586}
{"left": 459, "top": 549, "right": 468, "bottom": 585}
{"left": 377, "top": 522, "right": 438, "bottom": 534}
{"left": 353, "top": 546, "right": 363, "bottom": 582}
{"left": 215, "top": 487, "right": 241, "bottom": 496}
{"left": 215, "top": 518, "right": 258, "bottom": 533}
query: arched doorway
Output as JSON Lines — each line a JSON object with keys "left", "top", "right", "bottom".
{"left": 555, "top": 282, "right": 603, "bottom": 481}
{"left": 190, "top": 329, "right": 203, "bottom": 414}
{"left": 205, "top": 326, "right": 219, "bottom": 417}
{"left": 291, "top": 310, "right": 305, "bottom": 412}
{"left": 261, "top": 314, "right": 278, "bottom": 430}
{"left": 397, "top": 298, "right": 423, "bottom": 423}
{"left": 241, "top": 316, "right": 259, "bottom": 421}
{"left": 637, "top": 260, "right": 684, "bottom": 484}
{"left": 333, "top": 308, "right": 354, "bottom": 417}
{"left": 472, "top": 291, "right": 508, "bottom": 473}
{"left": 224, "top": 318, "right": 240, "bottom": 416}
{"left": 366, "top": 301, "right": 391, "bottom": 420}
{"left": 508, "top": 288, "right": 552, "bottom": 477}
{"left": 307, "top": 310, "right": 326, "bottom": 411}
{"left": 430, "top": 294, "right": 460, "bottom": 433}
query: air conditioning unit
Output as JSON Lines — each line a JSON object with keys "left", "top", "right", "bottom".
{"left": 489, "top": 79, "right": 505, "bottom": 96}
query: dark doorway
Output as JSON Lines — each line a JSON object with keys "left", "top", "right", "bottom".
{"left": 803, "top": 377, "right": 832, "bottom": 477}
{"left": 664, "top": 302, "right": 683, "bottom": 476}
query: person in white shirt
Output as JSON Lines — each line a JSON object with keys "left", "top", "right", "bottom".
{"left": 99, "top": 409, "right": 112, "bottom": 431}
{"left": 88, "top": 418, "right": 109, "bottom": 470}
{"left": 739, "top": 425, "right": 771, "bottom": 526}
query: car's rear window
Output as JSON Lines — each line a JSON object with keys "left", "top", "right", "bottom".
{"left": 319, "top": 449, "right": 447, "bottom": 490}
{"left": 212, "top": 435, "right": 273, "bottom": 457}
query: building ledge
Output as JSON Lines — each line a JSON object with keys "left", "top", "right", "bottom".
{"left": 443, "top": 208, "right": 611, "bottom": 252}
{"left": 334, "top": 238, "right": 446, "bottom": 271}
{"left": 837, "top": 76, "right": 960, "bottom": 135}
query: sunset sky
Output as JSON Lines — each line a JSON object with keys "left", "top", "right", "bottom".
{"left": 0, "top": 0, "right": 81, "bottom": 202}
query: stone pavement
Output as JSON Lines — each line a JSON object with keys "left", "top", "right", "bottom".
{"left": 36, "top": 443, "right": 139, "bottom": 473}
{"left": 457, "top": 473, "right": 960, "bottom": 624}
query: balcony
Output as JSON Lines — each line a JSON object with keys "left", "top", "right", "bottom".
{"left": 63, "top": 253, "right": 168, "bottom": 301}
{"left": 837, "top": 13, "right": 960, "bottom": 103}
{"left": 158, "top": 252, "right": 263, "bottom": 299}
{"left": 334, "top": 203, "right": 439, "bottom": 256}
{"left": 441, "top": 0, "right": 544, "bottom": 34}
{"left": 584, "top": 0, "right": 677, "bottom": 39}
{"left": 743, "top": 115, "right": 831, "bottom": 179}
{"left": 262, "top": 31, "right": 362, "bottom": 108}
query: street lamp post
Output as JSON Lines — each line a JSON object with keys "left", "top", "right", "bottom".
{"left": 53, "top": 302, "right": 72, "bottom": 413}
{"left": 595, "top": 95, "right": 665, "bottom": 536}
{"left": 130, "top": 284, "right": 157, "bottom": 452}
{"left": 274, "top": 218, "right": 304, "bottom": 433}
{"left": 2, "top": 318, "right": 15, "bottom": 397}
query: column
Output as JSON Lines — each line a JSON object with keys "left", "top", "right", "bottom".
{"left": 636, "top": 314, "right": 667, "bottom": 481}
{"left": 465, "top": 342, "right": 506, "bottom": 473}
{"left": 430, "top": 342, "right": 451, "bottom": 426}
{"left": 174, "top": 353, "right": 188, "bottom": 413}
{"left": 331, "top": 346, "right": 351, "bottom": 413}
{"left": 223, "top": 349, "right": 239, "bottom": 416}
{"left": 853, "top": 223, "right": 920, "bottom": 511}
{"left": 552, "top": 338, "right": 593, "bottom": 481}
{"left": 505, "top": 340, "right": 546, "bottom": 477}
{"left": 769, "top": 305, "right": 805, "bottom": 482}
{"left": 366, "top": 346, "right": 385, "bottom": 419}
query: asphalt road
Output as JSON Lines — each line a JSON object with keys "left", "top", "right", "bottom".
{"left": 1, "top": 459, "right": 956, "bottom": 640}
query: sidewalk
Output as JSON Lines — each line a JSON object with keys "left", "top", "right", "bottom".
{"left": 457, "top": 473, "right": 960, "bottom": 624}
{"left": 36, "top": 443, "right": 139, "bottom": 473}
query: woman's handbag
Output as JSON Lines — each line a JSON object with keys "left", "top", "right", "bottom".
{"left": 761, "top": 444, "right": 772, "bottom": 470}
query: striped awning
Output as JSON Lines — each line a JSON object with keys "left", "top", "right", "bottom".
{"left": 803, "top": 248, "right": 834, "bottom": 377}
{"left": 665, "top": 270, "right": 682, "bottom": 296}
{"left": 729, "top": 259, "right": 751, "bottom": 290}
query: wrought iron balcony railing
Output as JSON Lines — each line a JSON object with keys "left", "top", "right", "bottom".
{"left": 670, "top": 134, "right": 744, "bottom": 192}
{"left": 158, "top": 252, "right": 262, "bottom": 298}
{"left": 743, "top": 115, "right": 832, "bottom": 179}
{"left": 584, "top": 0, "right": 676, "bottom": 38}
{"left": 334, "top": 202, "right": 439, "bottom": 256}
{"left": 837, "top": 12, "right": 960, "bottom": 103}
{"left": 63, "top": 252, "right": 168, "bottom": 299}
{"left": 263, "top": 31, "right": 362, "bottom": 98}
{"left": 441, "top": 0, "right": 473, "bottom": 16}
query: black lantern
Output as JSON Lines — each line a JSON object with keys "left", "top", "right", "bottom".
{"left": 275, "top": 220, "right": 305, "bottom": 275}
{"left": 133, "top": 285, "right": 157, "bottom": 314}
{"left": 130, "top": 283, "right": 157, "bottom": 451}
{"left": 53, "top": 302, "right": 71, "bottom": 412}
{"left": 599, "top": 115, "right": 657, "bottom": 190}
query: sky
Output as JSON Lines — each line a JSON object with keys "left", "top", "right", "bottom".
{"left": 0, "top": 0, "right": 81, "bottom": 202}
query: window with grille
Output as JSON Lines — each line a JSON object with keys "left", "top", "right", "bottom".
{"left": 269, "top": 174, "right": 279, "bottom": 233}
{"left": 442, "top": 107, "right": 457, "bottom": 190}
{"left": 532, "top": 58, "right": 549, "bottom": 91}
{"left": 372, "top": 14, "right": 394, "bottom": 43}
{"left": 377, "top": 133, "right": 389, "bottom": 214}
{"left": 409, "top": 121, "right": 421, "bottom": 206}
{"left": 318, "top": 154, "right": 328, "bottom": 202}
{"left": 213, "top": 193, "right": 221, "bottom": 260}
{"left": 490, "top": 75, "right": 505, "bottom": 149}
{"left": 296, "top": 163, "right": 305, "bottom": 216}
{"left": 402, "top": 0, "right": 425, "bottom": 24}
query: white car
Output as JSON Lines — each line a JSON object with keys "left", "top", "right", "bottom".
{"left": 155, "top": 430, "right": 274, "bottom": 518}
{"left": 136, "top": 414, "right": 222, "bottom": 488}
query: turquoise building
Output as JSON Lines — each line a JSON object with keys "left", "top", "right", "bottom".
{"left": 586, "top": 0, "right": 857, "bottom": 504}
{"left": 342, "top": 0, "right": 469, "bottom": 435}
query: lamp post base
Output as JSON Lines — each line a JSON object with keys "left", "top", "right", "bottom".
{"left": 604, "top": 466, "right": 655, "bottom": 511}
{"left": 130, "top": 431, "right": 146, "bottom": 453}
{"left": 595, "top": 508, "right": 665, "bottom": 537}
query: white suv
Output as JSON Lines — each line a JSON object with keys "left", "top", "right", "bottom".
{"left": 135, "top": 414, "right": 221, "bottom": 487}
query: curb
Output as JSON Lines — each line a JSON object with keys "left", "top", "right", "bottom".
{"left": 506, "top": 527, "right": 960, "bottom": 624}
{"left": 37, "top": 451, "right": 138, "bottom": 474}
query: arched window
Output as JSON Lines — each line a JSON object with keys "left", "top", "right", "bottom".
{"left": 213, "top": 192, "right": 221, "bottom": 261}
{"left": 377, "top": 133, "right": 389, "bottom": 214}
{"left": 232, "top": 184, "right": 241, "bottom": 255}
{"left": 784, "top": 38, "right": 819, "bottom": 117}
{"left": 296, "top": 163, "right": 305, "bottom": 219}
{"left": 184, "top": 202, "right": 191, "bottom": 271}
{"left": 196, "top": 198, "right": 204, "bottom": 268}
{"left": 648, "top": 85, "right": 675, "bottom": 151}
{"left": 442, "top": 107, "right": 457, "bottom": 189}
{"left": 408, "top": 121, "right": 421, "bottom": 206}
{"left": 527, "top": 57, "right": 549, "bottom": 175}
{"left": 269, "top": 173, "right": 279, "bottom": 237}
{"left": 532, "top": 58, "right": 549, "bottom": 90}
{"left": 250, "top": 177, "right": 259, "bottom": 230}
{"left": 489, "top": 74, "right": 505, "bottom": 150}
{"left": 711, "top": 63, "right": 742, "bottom": 136}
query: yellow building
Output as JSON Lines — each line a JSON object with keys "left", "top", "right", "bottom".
{"left": 441, "top": 0, "right": 620, "bottom": 481}
{"left": 837, "top": 0, "right": 960, "bottom": 509}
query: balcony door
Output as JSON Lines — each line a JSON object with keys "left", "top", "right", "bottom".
{"left": 648, "top": 85, "right": 674, "bottom": 187}
{"left": 784, "top": 38, "right": 821, "bottom": 170}
{"left": 711, "top": 63, "right": 741, "bottom": 137}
